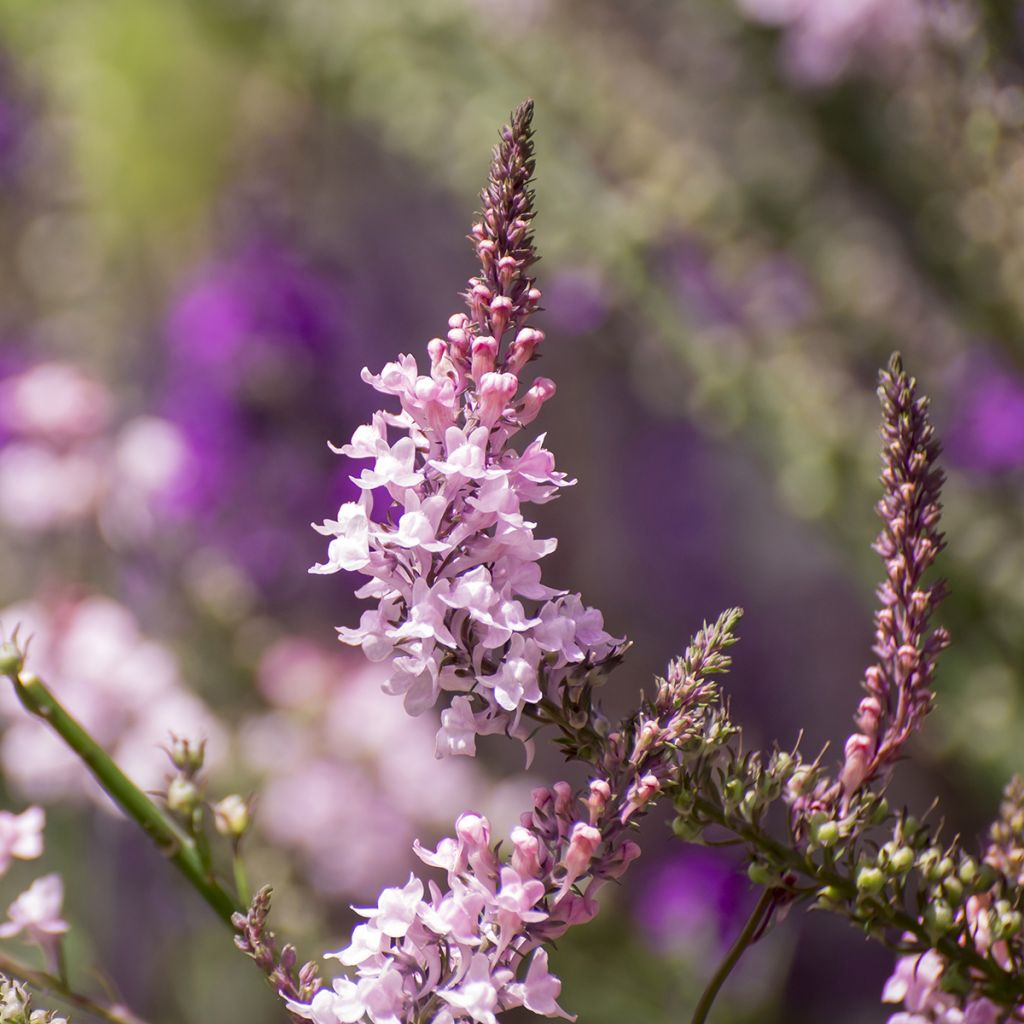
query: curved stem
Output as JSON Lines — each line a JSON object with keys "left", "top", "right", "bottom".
{"left": 690, "top": 888, "right": 775, "bottom": 1024}
{"left": 7, "top": 671, "right": 241, "bottom": 926}
{"left": 0, "top": 950, "right": 149, "bottom": 1024}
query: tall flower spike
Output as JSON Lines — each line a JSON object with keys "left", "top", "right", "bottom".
{"left": 468, "top": 99, "right": 540, "bottom": 341}
{"left": 312, "top": 102, "right": 625, "bottom": 759}
{"left": 839, "top": 353, "right": 949, "bottom": 801}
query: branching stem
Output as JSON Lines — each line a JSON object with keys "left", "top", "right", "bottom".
{"left": 7, "top": 671, "right": 241, "bottom": 926}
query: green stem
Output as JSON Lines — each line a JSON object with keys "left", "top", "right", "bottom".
{"left": 9, "top": 671, "right": 241, "bottom": 926}
{"left": 690, "top": 888, "right": 775, "bottom": 1024}
{"left": 0, "top": 949, "right": 149, "bottom": 1024}
{"left": 233, "top": 847, "right": 250, "bottom": 907}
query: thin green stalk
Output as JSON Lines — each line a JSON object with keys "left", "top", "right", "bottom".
{"left": 233, "top": 847, "right": 250, "bottom": 907}
{"left": 690, "top": 888, "right": 775, "bottom": 1024}
{"left": 8, "top": 671, "right": 241, "bottom": 926}
{"left": 0, "top": 949, "right": 148, "bottom": 1024}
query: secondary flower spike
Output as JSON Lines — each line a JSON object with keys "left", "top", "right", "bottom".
{"left": 838, "top": 353, "right": 949, "bottom": 801}
{"left": 312, "top": 100, "right": 626, "bottom": 759}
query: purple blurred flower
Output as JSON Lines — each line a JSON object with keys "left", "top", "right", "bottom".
{"left": 632, "top": 848, "right": 748, "bottom": 955}
{"left": 159, "top": 236, "right": 358, "bottom": 587}
{"left": 738, "top": 0, "right": 925, "bottom": 87}
{"left": 946, "top": 360, "right": 1024, "bottom": 474}
{"left": 543, "top": 271, "right": 610, "bottom": 336}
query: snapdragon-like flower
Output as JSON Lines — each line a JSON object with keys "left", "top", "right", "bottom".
{"left": 312, "top": 100, "right": 625, "bottom": 759}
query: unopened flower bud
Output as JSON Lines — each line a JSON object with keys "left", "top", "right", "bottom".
{"left": 941, "top": 876, "right": 964, "bottom": 904}
{"left": 489, "top": 294, "right": 513, "bottom": 338}
{"left": 556, "top": 822, "right": 602, "bottom": 900}
{"left": 506, "top": 328, "right": 544, "bottom": 373}
{"left": 496, "top": 255, "right": 518, "bottom": 283}
{"left": 510, "top": 825, "right": 542, "bottom": 878}
{"left": 0, "top": 642, "right": 23, "bottom": 679}
{"left": 586, "top": 779, "right": 611, "bottom": 824}
{"left": 840, "top": 733, "right": 873, "bottom": 796}
{"left": 168, "top": 736, "right": 205, "bottom": 776}
{"left": 917, "top": 847, "right": 942, "bottom": 881}
{"left": 747, "top": 861, "right": 775, "bottom": 887}
{"left": 471, "top": 336, "right": 499, "bottom": 381}
{"left": 477, "top": 372, "right": 518, "bottom": 427}
{"left": 672, "top": 816, "right": 702, "bottom": 842}
{"left": 813, "top": 820, "right": 840, "bottom": 848}
{"left": 213, "top": 795, "right": 250, "bottom": 839}
{"left": 856, "top": 866, "right": 885, "bottom": 895}
{"left": 167, "top": 776, "right": 201, "bottom": 817}
{"left": 958, "top": 857, "right": 979, "bottom": 886}
{"left": 817, "top": 885, "right": 844, "bottom": 908}
{"left": 518, "top": 377, "right": 556, "bottom": 425}
{"left": 890, "top": 847, "right": 914, "bottom": 874}
{"left": 924, "top": 899, "right": 954, "bottom": 936}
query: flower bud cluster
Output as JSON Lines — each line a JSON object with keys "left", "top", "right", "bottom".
{"left": 312, "top": 102, "right": 625, "bottom": 759}
{"left": 0, "top": 977, "right": 68, "bottom": 1024}
{"left": 838, "top": 355, "right": 949, "bottom": 805}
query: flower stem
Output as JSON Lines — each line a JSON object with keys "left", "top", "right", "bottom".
{"left": 233, "top": 847, "right": 250, "bottom": 906}
{"left": 8, "top": 671, "right": 241, "bottom": 926}
{"left": 690, "top": 888, "right": 775, "bottom": 1024}
{"left": 0, "top": 949, "right": 149, "bottom": 1024}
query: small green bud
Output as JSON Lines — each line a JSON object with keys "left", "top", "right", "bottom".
{"left": 924, "top": 900, "right": 954, "bottom": 936}
{"left": 993, "top": 908, "right": 1022, "bottom": 941}
{"left": 724, "top": 779, "right": 744, "bottom": 806}
{"left": 672, "top": 817, "right": 703, "bottom": 842}
{"left": 166, "top": 776, "right": 201, "bottom": 817}
{"left": 856, "top": 866, "right": 886, "bottom": 895}
{"left": 936, "top": 857, "right": 955, "bottom": 879}
{"left": 747, "top": 862, "right": 775, "bottom": 887}
{"left": 941, "top": 876, "right": 964, "bottom": 904}
{"left": 890, "top": 847, "right": 914, "bottom": 874}
{"left": 0, "top": 642, "right": 23, "bottom": 679}
{"left": 958, "top": 857, "right": 978, "bottom": 886}
{"left": 917, "top": 847, "right": 941, "bottom": 881}
{"left": 817, "top": 885, "right": 844, "bottom": 908}
{"left": 813, "top": 820, "right": 840, "bottom": 848}
{"left": 974, "top": 863, "right": 998, "bottom": 891}
{"left": 168, "top": 736, "right": 206, "bottom": 776}
{"left": 870, "top": 798, "right": 890, "bottom": 824}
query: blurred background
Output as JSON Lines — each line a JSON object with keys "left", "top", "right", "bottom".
{"left": 0, "top": 1, "right": 1021, "bottom": 1021}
